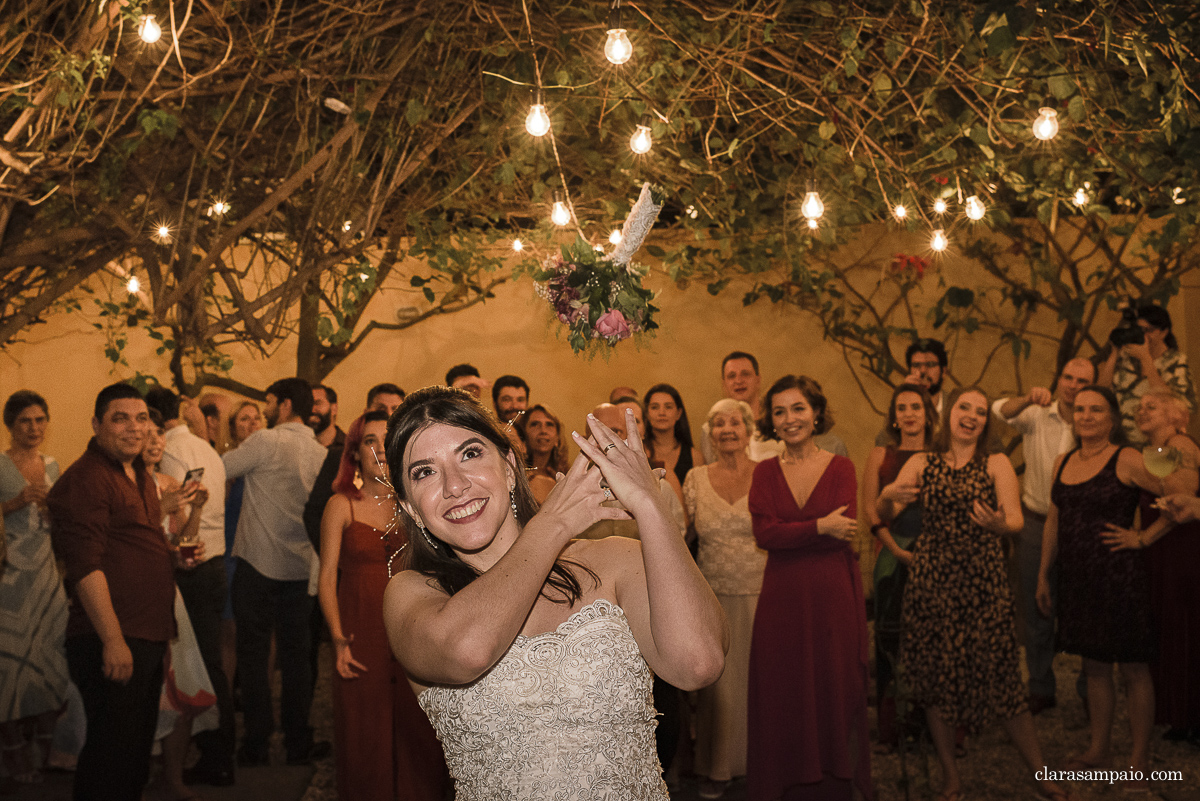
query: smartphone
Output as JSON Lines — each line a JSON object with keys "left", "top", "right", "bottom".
{"left": 183, "top": 467, "right": 205, "bottom": 484}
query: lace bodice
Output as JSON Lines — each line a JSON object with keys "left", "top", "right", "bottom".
{"left": 683, "top": 467, "right": 765, "bottom": 595}
{"left": 418, "top": 599, "right": 668, "bottom": 801}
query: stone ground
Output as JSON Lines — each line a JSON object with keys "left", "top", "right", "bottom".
{"left": 6, "top": 635, "right": 1199, "bottom": 801}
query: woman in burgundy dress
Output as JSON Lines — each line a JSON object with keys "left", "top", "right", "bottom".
{"left": 318, "top": 411, "right": 448, "bottom": 801}
{"left": 862, "top": 383, "right": 936, "bottom": 749}
{"left": 747, "top": 375, "right": 871, "bottom": 801}
{"left": 1132, "top": 392, "right": 1200, "bottom": 742}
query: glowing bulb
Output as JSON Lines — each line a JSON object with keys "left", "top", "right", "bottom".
{"left": 806, "top": 218, "right": 819, "bottom": 230}
{"left": 800, "top": 190, "right": 824, "bottom": 221}
{"left": 685, "top": 205, "right": 698, "bottom": 219}
{"left": 358, "top": 272, "right": 369, "bottom": 281}
{"left": 1172, "top": 187, "right": 1186, "bottom": 205}
{"left": 207, "top": 200, "right": 230, "bottom": 218}
{"left": 126, "top": 276, "right": 140, "bottom": 293}
{"left": 1073, "top": 187, "right": 1089, "bottom": 207}
{"left": 609, "top": 229, "right": 623, "bottom": 245}
{"left": 931, "top": 229, "right": 948, "bottom": 252}
{"left": 153, "top": 224, "right": 172, "bottom": 243}
{"left": 138, "top": 15, "right": 162, "bottom": 44}
{"left": 341, "top": 220, "right": 352, "bottom": 232}
{"left": 604, "top": 28, "right": 633, "bottom": 65}
{"left": 629, "top": 124, "right": 652, "bottom": 155}
{"left": 892, "top": 204, "right": 908, "bottom": 220}
{"left": 964, "top": 195, "right": 986, "bottom": 221}
{"left": 1032, "top": 107, "right": 1059, "bottom": 141}
{"left": 933, "top": 198, "right": 948, "bottom": 214}
{"left": 525, "top": 104, "right": 550, "bottom": 137}
{"left": 512, "top": 238, "right": 524, "bottom": 252}
{"left": 551, "top": 201, "right": 571, "bottom": 227}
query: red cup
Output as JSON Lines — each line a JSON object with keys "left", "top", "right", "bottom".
{"left": 179, "top": 543, "right": 198, "bottom": 560}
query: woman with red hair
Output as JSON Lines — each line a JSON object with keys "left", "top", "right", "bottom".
{"left": 317, "top": 411, "right": 447, "bottom": 801}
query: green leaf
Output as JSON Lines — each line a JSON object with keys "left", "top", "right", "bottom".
{"left": 423, "top": 287, "right": 436, "bottom": 303}
{"left": 1048, "top": 73, "right": 1075, "bottom": 99}
{"left": 945, "top": 287, "right": 975, "bottom": 308}
{"left": 406, "top": 97, "right": 425, "bottom": 127}
{"left": 987, "top": 26, "right": 1016, "bottom": 57}
{"left": 818, "top": 121, "right": 837, "bottom": 140}
{"left": 871, "top": 73, "right": 893, "bottom": 95}
{"left": 1067, "top": 95, "right": 1085, "bottom": 122}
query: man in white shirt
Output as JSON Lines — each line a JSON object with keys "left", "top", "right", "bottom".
{"left": 992, "top": 356, "right": 1096, "bottom": 714}
{"left": 701, "top": 351, "right": 848, "bottom": 462}
{"left": 223, "top": 378, "right": 328, "bottom": 767}
{"left": 145, "top": 387, "right": 235, "bottom": 786}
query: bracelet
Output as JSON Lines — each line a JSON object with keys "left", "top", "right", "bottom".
{"left": 870, "top": 523, "right": 887, "bottom": 536}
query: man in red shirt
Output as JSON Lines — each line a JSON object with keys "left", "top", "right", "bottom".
{"left": 48, "top": 383, "right": 181, "bottom": 801}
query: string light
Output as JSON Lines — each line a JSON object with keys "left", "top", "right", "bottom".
{"left": 207, "top": 200, "right": 230, "bottom": 218}
{"left": 930, "top": 229, "right": 948, "bottom": 252}
{"left": 604, "top": 3, "right": 633, "bottom": 66}
{"left": 1073, "top": 186, "right": 1089, "bottom": 207}
{"left": 152, "top": 223, "right": 173, "bottom": 244}
{"left": 800, "top": 184, "right": 824, "bottom": 222}
{"left": 964, "top": 195, "right": 986, "bottom": 221}
{"left": 629, "top": 124, "right": 653, "bottom": 155}
{"left": 1172, "top": 187, "right": 1186, "bottom": 205}
{"left": 609, "top": 229, "right": 623, "bottom": 245}
{"left": 512, "top": 238, "right": 524, "bottom": 252}
{"left": 525, "top": 103, "right": 550, "bottom": 137}
{"left": 126, "top": 276, "right": 140, "bottom": 293}
{"left": 341, "top": 220, "right": 352, "bottom": 232}
{"left": 892, "top": 204, "right": 908, "bottom": 220}
{"left": 933, "top": 198, "right": 948, "bottom": 214}
{"left": 806, "top": 219, "right": 819, "bottom": 230}
{"left": 1032, "top": 107, "right": 1059, "bottom": 141}
{"left": 550, "top": 192, "right": 571, "bottom": 226}
{"left": 138, "top": 15, "right": 162, "bottom": 44}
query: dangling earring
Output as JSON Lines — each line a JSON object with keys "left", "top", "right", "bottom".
{"left": 415, "top": 518, "right": 436, "bottom": 549}
{"left": 510, "top": 488, "right": 519, "bottom": 519}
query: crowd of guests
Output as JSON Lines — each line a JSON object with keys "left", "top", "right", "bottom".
{"left": 1, "top": 301, "right": 1198, "bottom": 801}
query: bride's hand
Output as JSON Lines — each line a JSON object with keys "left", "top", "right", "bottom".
{"left": 535, "top": 445, "right": 632, "bottom": 539}
{"left": 572, "top": 409, "right": 661, "bottom": 514}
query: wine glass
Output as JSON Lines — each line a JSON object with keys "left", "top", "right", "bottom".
{"left": 1143, "top": 444, "right": 1181, "bottom": 479}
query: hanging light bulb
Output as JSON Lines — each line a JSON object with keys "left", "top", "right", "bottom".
{"left": 138, "top": 15, "right": 162, "bottom": 44}
{"left": 525, "top": 103, "right": 551, "bottom": 137}
{"left": 629, "top": 124, "right": 653, "bottom": 155}
{"left": 609, "top": 229, "right": 623, "bottom": 245}
{"left": 1073, "top": 187, "right": 1089, "bottom": 207}
{"left": 892, "top": 204, "right": 908, "bottom": 220}
{"left": 126, "top": 276, "right": 141, "bottom": 293}
{"left": 512, "top": 238, "right": 524, "bottom": 252}
{"left": 341, "top": 220, "right": 352, "bottom": 232}
{"left": 551, "top": 193, "right": 571, "bottom": 226}
{"left": 806, "top": 218, "right": 819, "bottom": 230}
{"left": 933, "top": 198, "right": 948, "bottom": 214}
{"left": 207, "top": 200, "right": 230, "bottom": 218}
{"left": 1032, "top": 107, "right": 1059, "bottom": 141}
{"left": 930, "top": 229, "right": 948, "bottom": 252}
{"left": 964, "top": 195, "right": 986, "bottom": 221}
{"left": 153, "top": 223, "right": 172, "bottom": 243}
{"left": 800, "top": 184, "right": 824, "bottom": 222}
{"left": 604, "top": 30, "right": 632, "bottom": 65}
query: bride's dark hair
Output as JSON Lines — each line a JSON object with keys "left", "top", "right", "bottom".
{"left": 384, "top": 385, "right": 594, "bottom": 603}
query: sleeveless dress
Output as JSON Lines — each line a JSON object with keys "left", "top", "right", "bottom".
{"left": 1141, "top": 488, "right": 1200, "bottom": 729}
{"left": 1051, "top": 448, "right": 1152, "bottom": 663}
{"left": 0, "top": 453, "right": 69, "bottom": 723}
{"left": 871, "top": 448, "right": 921, "bottom": 745}
{"left": 418, "top": 598, "right": 668, "bottom": 801}
{"left": 683, "top": 466, "right": 764, "bottom": 782}
{"left": 746, "top": 455, "right": 872, "bottom": 800}
{"left": 334, "top": 502, "right": 448, "bottom": 801}
{"left": 900, "top": 455, "right": 1026, "bottom": 733}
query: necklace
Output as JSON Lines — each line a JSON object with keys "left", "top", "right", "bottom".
{"left": 779, "top": 444, "right": 819, "bottom": 465}
{"left": 1077, "top": 443, "right": 1112, "bottom": 460}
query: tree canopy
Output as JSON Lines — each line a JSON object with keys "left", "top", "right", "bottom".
{"left": 3, "top": 0, "right": 1198, "bottom": 394}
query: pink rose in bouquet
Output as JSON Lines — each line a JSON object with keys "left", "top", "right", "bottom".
{"left": 594, "top": 308, "right": 631, "bottom": 340}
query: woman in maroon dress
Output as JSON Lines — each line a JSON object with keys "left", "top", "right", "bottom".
{"left": 1130, "top": 392, "right": 1200, "bottom": 742}
{"left": 747, "top": 375, "right": 871, "bottom": 801}
{"left": 318, "top": 411, "right": 448, "bottom": 801}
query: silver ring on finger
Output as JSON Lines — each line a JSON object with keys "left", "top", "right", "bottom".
{"left": 602, "top": 443, "right": 618, "bottom": 454}
{"left": 602, "top": 487, "right": 614, "bottom": 501}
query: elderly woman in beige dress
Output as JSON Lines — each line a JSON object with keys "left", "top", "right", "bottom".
{"left": 683, "top": 398, "right": 765, "bottom": 800}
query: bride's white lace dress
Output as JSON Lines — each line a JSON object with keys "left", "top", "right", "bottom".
{"left": 418, "top": 598, "right": 669, "bottom": 800}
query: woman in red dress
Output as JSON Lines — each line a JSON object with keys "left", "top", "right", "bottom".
{"left": 318, "top": 411, "right": 448, "bottom": 801}
{"left": 747, "top": 375, "right": 871, "bottom": 801}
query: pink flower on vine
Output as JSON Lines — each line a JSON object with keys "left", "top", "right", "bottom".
{"left": 594, "top": 309, "right": 632, "bottom": 340}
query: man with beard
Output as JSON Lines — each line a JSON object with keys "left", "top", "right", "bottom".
{"left": 992, "top": 356, "right": 1097, "bottom": 715}
{"left": 491, "top": 375, "right": 529, "bottom": 425}
{"left": 223, "top": 378, "right": 328, "bottom": 767}
{"left": 309, "top": 385, "right": 342, "bottom": 449}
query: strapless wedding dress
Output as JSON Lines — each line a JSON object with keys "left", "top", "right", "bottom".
{"left": 418, "top": 598, "right": 669, "bottom": 800}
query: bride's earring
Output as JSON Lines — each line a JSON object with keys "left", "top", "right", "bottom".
{"left": 510, "top": 488, "right": 519, "bottom": 519}
{"left": 415, "top": 518, "right": 436, "bottom": 549}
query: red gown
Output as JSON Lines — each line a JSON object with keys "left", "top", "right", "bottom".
{"left": 333, "top": 506, "right": 449, "bottom": 801}
{"left": 747, "top": 456, "right": 872, "bottom": 801}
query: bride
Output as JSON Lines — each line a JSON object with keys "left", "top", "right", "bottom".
{"left": 382, "top": 386, "right": 727, "bottom": 799}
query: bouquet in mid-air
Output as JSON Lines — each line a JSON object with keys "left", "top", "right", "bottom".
{"left": 534, "top": 183, "right": 665, "bottom": 355}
